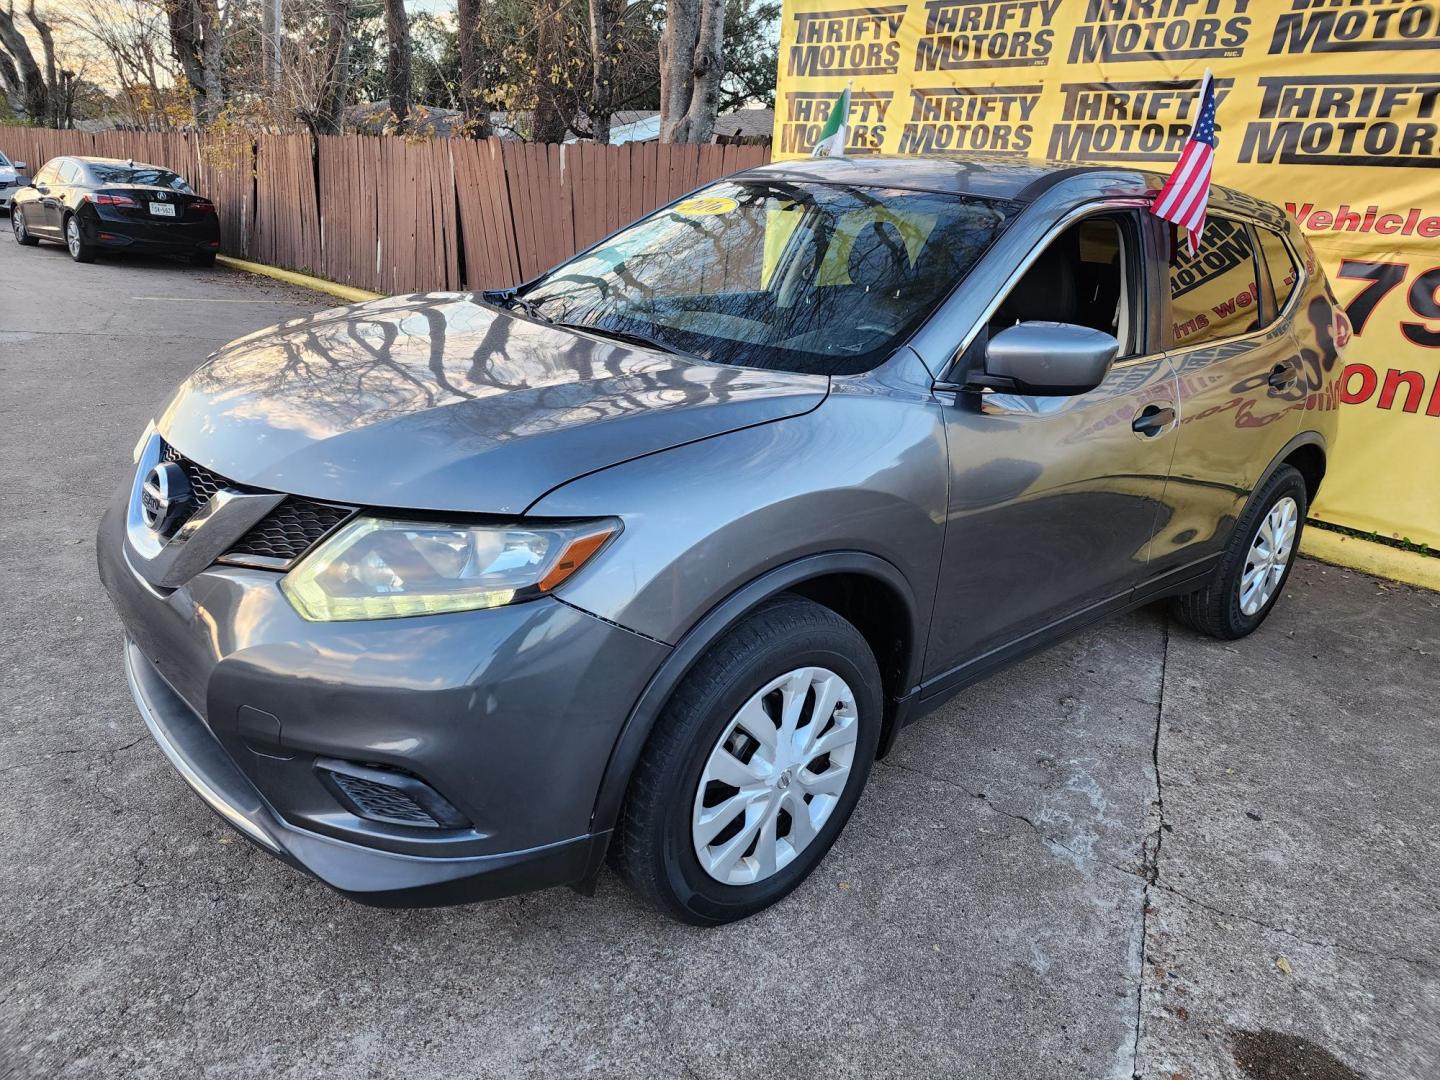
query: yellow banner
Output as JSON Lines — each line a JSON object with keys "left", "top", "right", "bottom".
{"left": 773, "top": 0, "right": 1440, "bottom": 550}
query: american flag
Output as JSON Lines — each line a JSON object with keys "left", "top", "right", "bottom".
{"left": 1153, "top": 70, "right": 1218, "bottom": 255}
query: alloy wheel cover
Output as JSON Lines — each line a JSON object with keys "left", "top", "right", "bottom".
{"left": 1240, "top": 495, "right": 1298, "bottom": 616}
{"left": 692, "top": 666, "right": 859, "bottom": 886}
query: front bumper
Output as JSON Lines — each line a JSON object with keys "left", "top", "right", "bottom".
{"left": 123, "top": 639, "right": 610, "bottom": 905}
{"left": 98, "top": 486, "right": 670, "bottom": 905}
{"left": 0, "top": 184, "right": 17, "bottom": 210}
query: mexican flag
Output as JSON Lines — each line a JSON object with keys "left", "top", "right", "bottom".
{"left": 811, "top": 85, "right": 851, "bottom": 158}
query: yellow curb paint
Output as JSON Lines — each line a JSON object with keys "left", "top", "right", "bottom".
{"left": 1301, "top": 529, "right": 1440, "bottom": 593}
{"left": 216, "top": 255, "right": 382, "bottom": 304}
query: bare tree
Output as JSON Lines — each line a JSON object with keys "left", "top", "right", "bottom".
{"left": 166, "top": 0, "right": 225, "bottom": 124}
{"left": 264, "top": 0, "right": 282, "bottom": 90}
{"left": 530, "top": 0, "right": 567, "bottom": 143}
{"left": 0, "top": 47, "right": 21, "bottom": 116}
{"left": 0, "top": 1, "right": 49, "bottom": 121}
{"left": 68, "top": 0, "right": 180, "bottom": 126}
{"left": 587, "top": 0, "right": 629, "bottom": 143}
{"left": 382, "top": 0, "right": 411, "bottom": 129}
{"left": 658, "top": 0, "right": 725, "bottom": 143}
{"left": 25, "top": 2, "right": 59, "bottom": 124}
{"left": 69, "top": 0, "right": 180, "bottom": 128}
{"left": 456, "top": 0, "right": 490, "bottom": 137}
{"left": 312, "top": 0, "right": 352, "bottom": 134}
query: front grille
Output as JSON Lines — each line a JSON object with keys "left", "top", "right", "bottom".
{"left": 225, "top": 499, "right": 354, "bottom": 564}
{"left": 160, "top": 440, "right": 355, "bottom": 570}
{"left": 162, "top": 440, "right": 235, "bottom": 503}
{"left": 328, "top": 771, "right": 440, "bottom": 827}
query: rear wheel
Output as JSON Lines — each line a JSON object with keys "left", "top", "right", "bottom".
{"left": 65, "top": 214, "right": 96, "bottom": 263}
{"left": 191, "top": 250, "right": 216, "bottom": 268}
{"left": 11, "top": 207, "right": 38, "bottom": 246}
{"left": 611, "top": 595, "right": 882, "bottom": 924}
{"left": 1171, "top": 465, "right": 1307, "bottom": 639}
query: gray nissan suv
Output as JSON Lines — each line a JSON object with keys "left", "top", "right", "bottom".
{"left": 99, "top": 157, "right": 1346, "bottom": 924}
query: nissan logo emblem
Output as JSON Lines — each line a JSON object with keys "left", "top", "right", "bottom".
{"left": 140, "top": 461, "right": 191, "bottom": 535}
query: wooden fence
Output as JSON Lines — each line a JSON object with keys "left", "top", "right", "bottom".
{"left": 1, "top": 128, "right": 771, "bottom": 293}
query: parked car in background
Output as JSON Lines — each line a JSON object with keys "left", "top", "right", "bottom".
{"left": 10, "top": 156, "right": 221, "bottom": 265}
{"left": 0, "top": 150, "right": 27, "bottom": 212}
{"left": 98, "top": 157, "right": 1345, "bottom": 924}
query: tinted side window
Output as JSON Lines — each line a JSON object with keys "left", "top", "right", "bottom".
{"left": 34, "top": 161, "right": 60, "bottom": 185}
{"left": 58, "top": 161, "right": 83, "bottom": 184}
{"left": 1256, "top": 227, "right": 1300, "bottom": 318}
{"left": 1168, "top": 217, "right": 1261, "bottom": 348}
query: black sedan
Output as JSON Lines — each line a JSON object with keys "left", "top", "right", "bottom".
{"left": 10, "top": 156, "right": 221, "bottom": 266}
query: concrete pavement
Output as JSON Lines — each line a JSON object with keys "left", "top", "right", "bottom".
{"left": 0, "top": 232, "right": 1435, "bottom": 1080}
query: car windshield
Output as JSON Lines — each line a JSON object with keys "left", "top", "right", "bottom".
{"left": 0, "top": 152, "right": 10, "bottom": 167}
{"left": 86, "top": 164, "right": 192, "bottom": 192}
{"left": 517, "top": 180, "right": 1018, "bottom": 376}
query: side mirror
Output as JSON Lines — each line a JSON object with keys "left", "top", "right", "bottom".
{"left": 978, "top": 321, "right": 1119, "bottom": 396}
{"left": 13, "top": 161, "right": 26, "bottom": 172}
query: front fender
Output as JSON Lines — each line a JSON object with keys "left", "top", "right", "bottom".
{"left": 579, "top": 550, "right": 925, "bottom": 842}
{"left": 525, "top": 389, "right": 949, "bottom": 647}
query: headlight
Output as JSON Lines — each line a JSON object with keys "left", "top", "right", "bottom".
{"left": 280, "top": 516, "right": 620, "bottom": 621}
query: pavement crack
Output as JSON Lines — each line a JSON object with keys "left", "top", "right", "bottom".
{"left": 1156, "top": 883, "right": 1434, "bottom": 970}
{"left": 1133, "top": 614, "right": 1170, "bottom": 1079}
{"left": 877, "top": 757, "right": 1120, "bottom": 874}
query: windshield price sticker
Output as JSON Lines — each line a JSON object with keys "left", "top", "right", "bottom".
{"left": 673, "top": 195, "right": 740, "bottom": 218}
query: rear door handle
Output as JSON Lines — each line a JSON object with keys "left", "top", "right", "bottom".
{"left": 1268, "top": 362, "right": 1296, "bottom": 389}
{"left": 1132, "top": 403, "right": 1176, "bottom": 437}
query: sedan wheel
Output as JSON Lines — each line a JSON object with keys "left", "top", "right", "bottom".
{"left": 65, "top": 215, "right": 96, "bottom": 263}
{"left": 692, "top": 666, "right": 859, "bottom": 886}
{"left": 12, "top": 208, "right": 37, "bottom": 246}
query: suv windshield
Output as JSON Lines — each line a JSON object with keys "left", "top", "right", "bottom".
{"left": 85, "top": 164, "right": 192, "bottom": 192}
{"left": 518, "top": 180, "right": 1018, "bottom": 376}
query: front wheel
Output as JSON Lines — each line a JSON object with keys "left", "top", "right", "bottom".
{"left": 611, "top": 595, "right": 882, "bottom": 924}
{"left": 1171, "top": 464, "right": 1307, "bottom": 639}
{"left": 65, "top": 214, "right": 97, "bottom": 263}
{"left": 11, "top": 207, "right": 38, "bottom": 246}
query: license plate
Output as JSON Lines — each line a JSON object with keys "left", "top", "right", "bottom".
{"left": 149, "top": 202, "right": 176, "bottom": 217}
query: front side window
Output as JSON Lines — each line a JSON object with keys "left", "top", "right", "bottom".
{"left": 1168, "top": 217, "right": 1261, "bottom": 347}
{"left": 518, "top": 180, "right": 1018, "bottom": 376}
{"left": 34, "top": 161, "right": 60, "bottom": 186}
{"left": 85, "top": 163, "right": 192, "bottom": 192}
{"left": 987, "top": 212, "right": 1141, "bottom": 357}
{"left": 1256, "top": 227, "right": 1300, "bottom": 319}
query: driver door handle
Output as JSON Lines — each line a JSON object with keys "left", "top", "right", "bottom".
{"left": 1132, "top": 403, "right": 1176, "bottom": 437}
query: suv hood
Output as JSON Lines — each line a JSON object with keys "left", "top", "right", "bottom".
{"left": 157, "top": 294, "right": 827, "bottom": 514}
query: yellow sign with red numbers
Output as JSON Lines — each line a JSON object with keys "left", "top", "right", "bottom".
{"left": 773, "top": 0, "right": 1440, "bottom": 550}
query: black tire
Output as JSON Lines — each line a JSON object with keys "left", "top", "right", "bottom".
{"left": 611, "top": 594, "right": 882, "bottom": 925}
{"left": 191, "top": 250, "right": 217, "bottom": 268}
{"left": 11, "top": 207, "right": 38, "bottom": 246}
{"left": 65, "top": 214, "right": 97, "bottom": 263}
{"left": 1170, "top": 464, "right": 1307, "bottom": 640}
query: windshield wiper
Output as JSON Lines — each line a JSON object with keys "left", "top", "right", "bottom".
{"left": 551, "top": 320, "right": 698, "bottom": 361}
{"left": 482, "top": 288, "right": 552, "bottom": 323}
